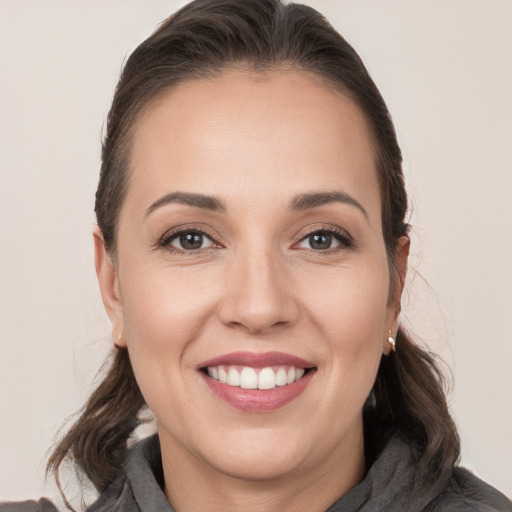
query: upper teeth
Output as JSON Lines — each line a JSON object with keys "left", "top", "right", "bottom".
{"left": 206, "top": 365, "right": 306, "bottom": 390}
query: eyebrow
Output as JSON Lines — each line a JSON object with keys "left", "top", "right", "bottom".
{"left": 145, "top": 192, "right": 226, "bottom": 217}
{"left": 289, "top": 191, "right": 368, "bottom": 220}
{"left": 145, "top": 190, "right": 368, "bottom": 219}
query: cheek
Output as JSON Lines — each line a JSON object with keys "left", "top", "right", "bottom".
{"left": 121, "top": 262, "right": 218, "bottom": 342}
{"left": 302, "top": 260, "right": 390, "bottom": 397}
{"left": 118, "top": 263, "right": 221, "bottom": 401}
{"left": 304, "top": 261, "right": 391, "bottom": 341}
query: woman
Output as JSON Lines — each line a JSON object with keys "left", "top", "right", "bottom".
{"left": 2, "top": 0, "right": 510, "bottom": 510}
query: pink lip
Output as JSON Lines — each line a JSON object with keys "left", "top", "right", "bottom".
{"left": 200, "top": 370, "right": 315, "bottom": 412}
{"left": 197, "top": 351, "right": 315, "bottom": 369}
{"left": 197, "top": 351, "right": 317, "bottom": 412}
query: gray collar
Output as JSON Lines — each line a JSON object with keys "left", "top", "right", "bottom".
{"left": 121, "top": 434, "right": 449, "bottom": 512}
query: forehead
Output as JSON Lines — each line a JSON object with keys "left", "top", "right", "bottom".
{"left": 127, "top": 70, "right": 380, "bottom": 220}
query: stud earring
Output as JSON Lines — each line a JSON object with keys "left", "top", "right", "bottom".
{"left": 388, "top": 329, "right": 396, "bottom": 352}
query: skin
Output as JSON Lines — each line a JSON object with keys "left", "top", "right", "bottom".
{"left": 95, "top": 70, "right": 409, "bottom": 512}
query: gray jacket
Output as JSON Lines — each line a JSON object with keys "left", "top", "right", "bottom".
{"left": 2, "top": 434, "right": 511, "bottom": 511}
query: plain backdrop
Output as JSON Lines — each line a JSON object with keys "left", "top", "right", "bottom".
{"left": 1, "top": 0, "right": 511, "bottom": 504}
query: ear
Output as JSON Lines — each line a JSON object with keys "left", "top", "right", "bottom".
{"left": 384, "top": 235, "right": 410, "bottom": 353}
{"left": 393, "top": 235, "right": 410, "bottom": 306}
{"left": 93, "top": 226, "right": 126, "bottom": 347}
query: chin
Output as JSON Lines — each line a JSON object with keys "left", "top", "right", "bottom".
{"left": 200, "top": 427, "right": 309, "bottom": 481}
{"left": 213, "top": 450, "right": 304, "bottom": 482}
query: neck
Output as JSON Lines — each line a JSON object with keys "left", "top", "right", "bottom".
{"left": 159, "top": 423, "right": 366, "bottom": 512}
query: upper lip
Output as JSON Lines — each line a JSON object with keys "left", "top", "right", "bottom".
{"left": 198, "top": 351, "right": 316, "bottom": 369}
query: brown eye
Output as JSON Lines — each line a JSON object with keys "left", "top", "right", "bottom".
{"left": 297, "top": 229, "right": 351, "bottom": 251}
{"left": 168, "top": 230, "right": 214, "bottom": 251}
{"left": 308, "top": 233, "right": 333, "bottom": 250}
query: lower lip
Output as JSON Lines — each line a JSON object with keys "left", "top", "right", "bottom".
{"left": 200, "top": 370, "right": 315, "bottom": 412}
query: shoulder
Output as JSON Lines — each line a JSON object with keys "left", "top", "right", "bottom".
{"left": 428, "top": 467, "right": 512, "bottom": 511}
{"left": 0, "top": 499, "right": 58, "bottom": 512}
{"left": 86, "top": 435, "right": 165, "bottom": 512}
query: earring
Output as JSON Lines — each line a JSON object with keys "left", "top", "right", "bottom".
{"left": 388, "top": 329, "right": 396, "bottom": 352}
{"left": 114, "top": 332, "right": 123, "bottom": 348}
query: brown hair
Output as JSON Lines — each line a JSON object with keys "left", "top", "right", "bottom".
{"left": 48, "top": 0, "right": 459, "bottom": 501}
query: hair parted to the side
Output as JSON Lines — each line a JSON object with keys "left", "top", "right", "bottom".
{"left": 48, "top": 0, "right": 460, "bottom": 502}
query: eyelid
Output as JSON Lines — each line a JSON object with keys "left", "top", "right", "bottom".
{"left": 293, "top": 224, "right": 354, "bottom": 250}
{"left": 155, "top": 223, "right": 353, "bottom": 254}
{"left": 157, "top": 224, "right": 224, "bottom": 253}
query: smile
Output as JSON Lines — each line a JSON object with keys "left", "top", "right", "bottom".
{"left": 198, "top": 351, "right": 316, "bottom": 411}
{"left": 205, "top": 365, "right": 306, "bottom": 390}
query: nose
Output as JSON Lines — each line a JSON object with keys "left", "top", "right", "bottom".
{"left": 218, "top": 247, "right": 300, "bottom": 335}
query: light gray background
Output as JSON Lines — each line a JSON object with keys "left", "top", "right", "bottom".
{"left": 1, "top": 0, "right": 511, "bottom": 503}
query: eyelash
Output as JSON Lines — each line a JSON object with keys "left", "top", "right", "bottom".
{"left": 158, "top": 225, "right": 353, "bottom": 255}
{"left": 158, "top": 226, "right": 221, "bottom": 255}
{"left": 295, "top": 226, "right": 354, "bottom": 253}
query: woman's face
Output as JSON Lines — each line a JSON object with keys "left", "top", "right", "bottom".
{"left": 96, "top": 70, "right": 406, "bottom": 483}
